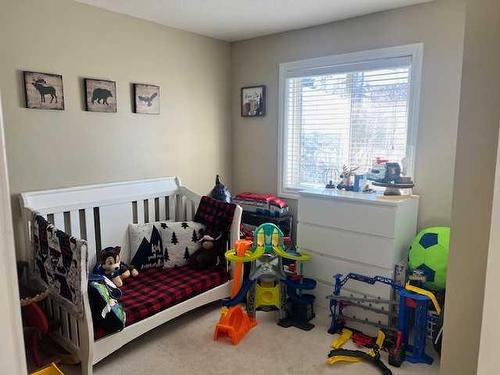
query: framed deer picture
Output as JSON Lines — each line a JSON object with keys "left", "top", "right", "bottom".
{"left": 133, "top": 84, "right": 160, "bottom": 114}
{"left": 23, "top": 71, "right": 64, "bottom": 110}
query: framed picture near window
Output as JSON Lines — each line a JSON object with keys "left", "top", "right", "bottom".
{"left": 241, "top": 85, "right": 265, "bottom": 117}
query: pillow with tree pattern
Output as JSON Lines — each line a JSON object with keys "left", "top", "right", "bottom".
{"left": 129, "top": 221, "right": 205, "bottom": 269}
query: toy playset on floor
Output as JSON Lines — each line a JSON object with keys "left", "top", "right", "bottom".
{"left": 325, "top": 226, "right": 449, "bottom": 373}
{"left": 212, "top": 206, "right": 448, "bottom": 373}
{"left": 214, "top": 223, "right": 316, "bottom": 344}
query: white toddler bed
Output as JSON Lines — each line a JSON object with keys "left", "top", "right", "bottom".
{"left": 20, "top": 177, "right": 241, "bottom": 375}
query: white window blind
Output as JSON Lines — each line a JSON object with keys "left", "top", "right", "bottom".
{"left": 279, "top": 46, "right": 422, "bottom": 195}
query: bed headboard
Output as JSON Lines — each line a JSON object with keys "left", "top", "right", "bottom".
{"left": 20, "top": 177, "right": 242, "bottom": 272}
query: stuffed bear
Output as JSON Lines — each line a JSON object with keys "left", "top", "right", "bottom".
{"left": 94, "top": 246, "right": 138, "bottom": 287}
{"left": 188, "top": 233, "right": 222, "bottom": 270}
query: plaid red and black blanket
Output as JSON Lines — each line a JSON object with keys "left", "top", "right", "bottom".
{"left": 94, "top": 265, "right": 229, "bottom": 338}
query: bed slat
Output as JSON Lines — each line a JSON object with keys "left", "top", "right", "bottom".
{"left": 52, "top": 212, "right": 64, "bottom": 229}
{"left": 54, "top": 302, "right": 62, "bottom": 334}
{"left": 179, "top": 196, "right": 187, "bottom": 221}
{"left": 70, "top": 210, "right": 80, "bottom": 237}
{"left": 169, "top": 195, "right": 176, "bottom": 221}
{"left": 137, "top": 200, "right": 145, "bottom": 224}
{"left": 186, "top": 200, "right": 193, "bottom": 221}
{"left": 147, "top": 199, "right": 155, "bottom": 223}
{"left": 70, "top": 314, "right": 79, "bottom": 346}
{"left": 84, "top": 209, "right": 97, "bottom": 266}
{"left": 159, "top": 197, "right": 167, "bottom": 221}
{"left": 61, "top": 309, "right": 70, "bottom": 340}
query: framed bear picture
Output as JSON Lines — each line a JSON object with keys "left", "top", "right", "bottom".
{"left": 84, "top": 78, "right": 117, "bottom": 113}
{"left": 133, "top": 83, "right": 160, "bottom": 114}
{"left": 23, "top": 71, "right": 65, "bottom": 110}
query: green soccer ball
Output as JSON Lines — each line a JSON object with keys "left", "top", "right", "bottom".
{"left": 408, "top": 227, "right": 450, "bottom": 291}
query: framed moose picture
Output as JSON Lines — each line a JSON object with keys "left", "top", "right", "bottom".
{"left": 23, "top": 71, "right": 65, "bottom": 110}
{"left": 241, "top": 85, "right": 265, "bottom": 117}
{"left": 133, "top": 84, "right": 160, "bottom": 114}
{"left": 84, "top": 78, "right": 117, "bottom": 113}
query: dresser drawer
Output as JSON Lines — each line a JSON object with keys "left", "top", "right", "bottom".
{"left": 298, "top": 196, "right": 398, "bottom": 238}
{"left": 298, "top": 222, "right": 399, "bottom": 269}
{"left": 303, "top": 250, "right": 393, "bottom": 300}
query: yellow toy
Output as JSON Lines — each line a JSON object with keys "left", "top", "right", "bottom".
{"left": 405, "top": 282, "right": 441, "bottom": 314}
{"left": 327, "top": 330, "right": 392, "bottom": 375}
{"left": 330, "top": 328, "right": 353, "bottom": 350}
{"left": 30, "top": 363, "right": 64, "bottom": 375}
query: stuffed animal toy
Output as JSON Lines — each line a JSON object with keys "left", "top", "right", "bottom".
{"left": 209, "top": 175, "right": 232, "bottom": 203}
{"left": 94, "top": 246, "right": 138, "bottom": 287}
{"left": 188, "top": 233, "right": 222, "bottom": 270}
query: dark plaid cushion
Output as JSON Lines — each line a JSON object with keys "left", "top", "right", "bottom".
{"left": 94, "top": 265, "right": 228, "bottom": 339}
{"left": 194, "top": 196, "right": 236, "bottom": 235}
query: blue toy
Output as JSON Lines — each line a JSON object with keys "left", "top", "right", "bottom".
{"left": 397, "top": 283, "right": 442, "bottom": 365}
{"left": 397, "top": 289, "right": 433, "bottom": 365}
{"left": 328, "top": 273, "right": 403, "bottom": 334}
{"left": 328, "top": 271, "right": 441, "bottom": 367}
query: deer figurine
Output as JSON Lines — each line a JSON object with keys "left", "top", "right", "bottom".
{"left": 337, "top": 164, "right": 359, "bottom": 191}
{"left": 32, "top": 78, "right": 57, "bottom": 103}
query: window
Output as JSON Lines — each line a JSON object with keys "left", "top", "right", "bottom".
{"left": 278, "top": 44, "right": 423, "bottom": 197}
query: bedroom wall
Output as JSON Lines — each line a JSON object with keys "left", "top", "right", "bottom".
{"left": 230, "top": 0, "right": 466, "bottom": 231}
{"left": 441, "top": 0, "right": 500, "bottom": 373}
{"left": 0, "top": 0, "right": 231, "bottom": 257}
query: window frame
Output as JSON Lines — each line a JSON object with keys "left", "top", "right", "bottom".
{"left": 277, "top": 43, "right": 424, "bottom": 198}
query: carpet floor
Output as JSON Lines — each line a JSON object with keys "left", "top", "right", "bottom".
{"left": 61, "top": 304, "right": 440, "bottom": 375}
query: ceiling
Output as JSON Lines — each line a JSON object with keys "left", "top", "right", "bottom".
{"left": 75, "top": 0, "right": 432, "bottom": 42}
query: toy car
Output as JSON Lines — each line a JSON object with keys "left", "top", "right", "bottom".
{"left": 366, "top": 162, "right": 401, "bottom": 183}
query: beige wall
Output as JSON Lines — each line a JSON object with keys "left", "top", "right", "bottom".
{"left": 231, "top": 0, "right": 466, "bottom": 230}
{"left": 441, "top": 0, "right": 500, "bottom": 373}
{"left": 0, "top": 0, "right": 231, "bottom": 256}
{"left": 0, "top": 95, "right": 26, "bottom": 375}
{"left": 477, "top": 136, "right": 500, "bottom": 374}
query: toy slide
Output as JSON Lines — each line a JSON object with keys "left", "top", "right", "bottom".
{"left": 222, "top": 277, "right": 252, "bottom": 307}
{"left": 214, "top": 240, "right": 257, "bottom": 345}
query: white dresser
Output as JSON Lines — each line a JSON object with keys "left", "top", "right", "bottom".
{"left": 297, "top": 189, "right": 418, "bottom": 326}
